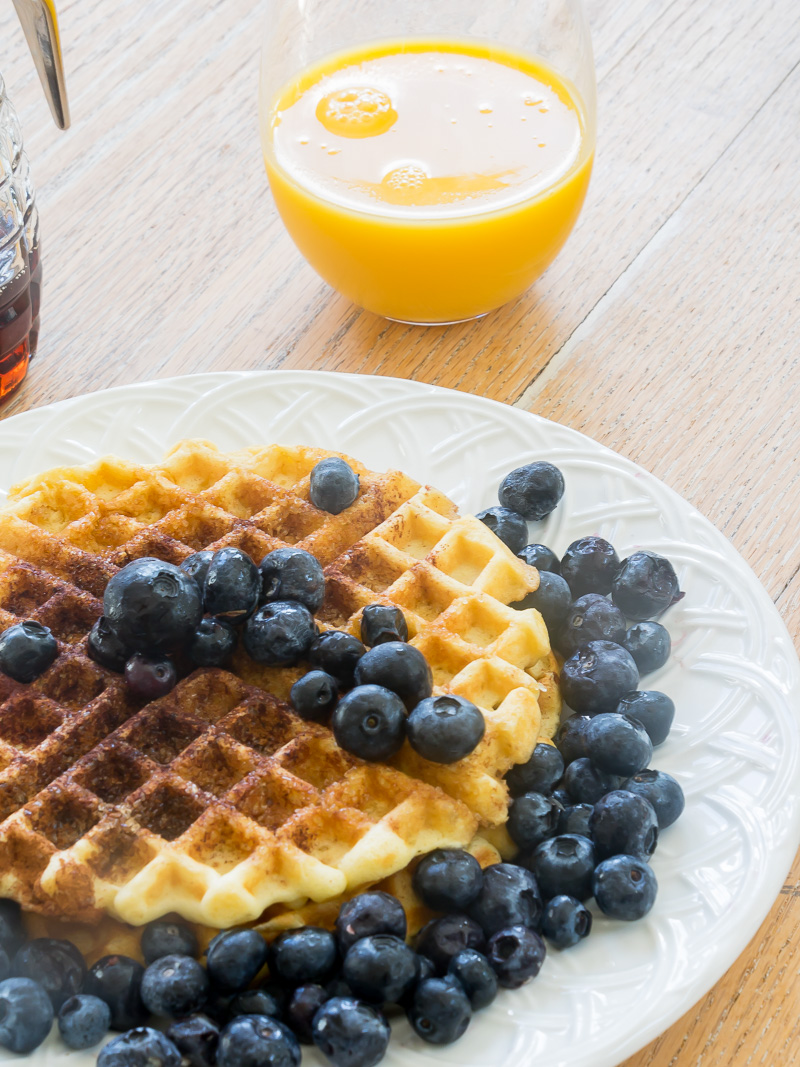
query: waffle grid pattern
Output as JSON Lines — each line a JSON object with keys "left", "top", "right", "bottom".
{"left": 0, "top": 441, "right": 558, "bottom": 926}
{"left": 0, "top": 669, "right": 478, "bottom": 926}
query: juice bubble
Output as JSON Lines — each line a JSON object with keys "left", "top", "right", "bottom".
{"left": 382, "top": 163, "right": 428, "bottom": 191}
{"left": 316, "top": 86, "right": 397, "bottom": 138}
{"left": 380, "top": 163, "right": 431, "bottom": 205}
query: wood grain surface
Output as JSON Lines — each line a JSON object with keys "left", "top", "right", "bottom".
{"left": 1, "top": 0, "right": 799, "bottom": 1063}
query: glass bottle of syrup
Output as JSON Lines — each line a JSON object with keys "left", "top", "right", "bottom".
{"left": 1, "top": 0, "right": 69, "bottom": 399}
{"left": 0, "top": 74, "right": 42, "bottom": 399}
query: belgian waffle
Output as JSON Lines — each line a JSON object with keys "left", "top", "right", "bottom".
{"left": 0, "top": 440, "right": 560, "bottom": 929}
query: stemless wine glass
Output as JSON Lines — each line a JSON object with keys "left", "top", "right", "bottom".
{"left": 259, "top": 0, "right": 595, "bottom": 325}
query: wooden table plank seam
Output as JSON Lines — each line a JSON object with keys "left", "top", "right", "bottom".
{"left": 589, "top": 0, "right": 682, "bottom": 83}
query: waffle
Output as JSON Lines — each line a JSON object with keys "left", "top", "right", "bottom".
{"left": 24, "top": 834, "right": 504, "bottom": 963}
{"left": 0, "top": 440, "right": 560, "bottom": 928}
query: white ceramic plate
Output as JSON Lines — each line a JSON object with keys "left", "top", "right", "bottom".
{"left": 0, "top": 371, "right": 798, "bottom": 1067}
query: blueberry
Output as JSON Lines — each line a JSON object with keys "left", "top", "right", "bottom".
{"left": 189, "top": 616, "right": 237, "bottom": 667}
{"left": 360, "top": 604, "right": 408, "bottom": 647}
{"left": 446, "top": 949, "right": 498, "bottom": 1009}
{"left": 616, "top": 690, "right": 675, "bottom": 746}
{"left": 206, "top": 930, "right": 269, "bottom": 993}
{"left": 560, "top": 537, "right": 620, "bottom": 597}
{"left": 557, "top": 803, "right": 594, "bottom": 838}
{"left": 290, "top": 670, "right": 339, "bottom": 722}
{"left": 540, "top": 895, "right": 592, "bottom": 948}
{"left": 0, "top": 947, "right": 9, "bottom": 982}
{"left": 408, "top": 976, "right": 471, "bottom": 1044}
{"left": 0, "top": 621, "right": 58, "bottom": 682}
{"left": 518, "top": 543, "right": 561, "bottom": 574}
{"left": 271, "top": 927, "right": 337, "bottom": 985}
{"left": 407, "top": 694, "right": 485, "bottom": 763}
{"left": 332, "top": 684, "right": 407, "bottom": 761}
{"left": 141, "top": 953, "right": 209, "bottom": 1017}
{"left": 353, "top": 641, "right": 432, "bottom": 709}
{"left": 217, "top": 1015, "right": 301, "bottom": 1067}
{"left": 98, "top": 1026, "right": 182, "bottom": 1067}
{"left": 522, "top": 834, "right": 596, "bottom": 900}
{"left": 412, "top": 849, "right": 484, "bottom": 913}
{"left": 13, "top": 938, "right": 86, "bottom": 1011}
{"left": 475, "top": 506, "right": 528, "bottom": 555}
{"left": 0, "top": 977, "right": 53, "bottom": 1052}
{"left": 57, "top": 993, "right": 111, "bottom": 1049}
{"left": 104, "top": 558, "right": 203, "bottom": 652}
{"left": 468, "top": 863, "right": 542, "bottom": 936}
{"left": 102, "top": 1028, "right": 176, "bottom": 1067}
{"left": 416, "top": 955, "right": 436, "bottom": 983}
{"left": 510, "top": 571, "right": 572, "bottom": 630}
{"left": 415, "top": 916, "right": 485, "bottom": 973}
{"left": 485, "top": 926, "right": 545, "bottom": 988}
{"left": 309, "top": 458, "right": 360, "bottom": 514}
{"left": 561, "top": 640, "right": 639, "bottom": 714}
{"left": 286, "top": 984, "right": 328, "bottom": 1043}
{"left": 507, "top": 792, "right": 563, "bottom": 851}
{"left": 557, "top": 594, "right": 627, "bottom": 658}
{"left": 623, "top": 769, "right": 685, "bottom": 828}
{"left": 0, "top": 900, "right": 25, "bottom": 957}
{"left": 259, "top": 548, "right": 325, "bottom": 613}
{"left": 229, "top": 988, "right": 284, "bottom": 1019}
{"left": 342, "top": 934, "right": 419, "bottom": 1003}
{"left": 612, "top": 552, "right": 684, "bottom": 620}
{"left": 551, "top": 786, "right": 572, "bottom": 808}
{"left": 622, "top": 621, "right": 671, "bottom": 673}
{"left": 590, "top": 789, "right": 659, "bottom": 861}
{"left": 203, "top": 548, "right": 261, "bottom": 621}
{"left": 563, "top": 757, "right": 622, "bottom": 804}
{"left": 499, "top": 461, "right": 564, "bottom": 521}
{"left": 335, "top": 892, "right": 407, "bottom": 954}
{"left": 243, "top": 601, "right": 316, "bottom": 665}
{"left": 167, "top": 1014, "right": 220, "bottom": 1067}
{"left": 506, "top": 742, "right": 565, "bottom": 797}
{"left": 181, "top": 551, "right": 215, "bottom": 591}
{"left": 311, "top": 997, "right": 389, "bottom": 1067}
{"left": 585, "top": 712, "right": 653, "bottom": 778}
{"left": 125, "top": 653, "right": 177, "bottom": 700}
{"left": 88, "top": 616, "right": 130, "bottom": 672}
{"left": 141, "top": 922, "right": 198, "bottom": 965}
{"left": 554, "top": 715, "right": 591, "bottom": 765}
{"left": 593, "top": 855, "right": 658, "bottom": 920}
{"left": 308, "top": 631, "right": 366, "bottom": 687}
{"left": 85, "top": 954, "right": 146, "bottom": 1031}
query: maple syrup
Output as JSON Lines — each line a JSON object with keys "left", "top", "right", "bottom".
{"left": 1, "top": 73, "right": 44, "bottom": 401}
{"left": 0, "top": 235, "right": 41, "bottom": 399}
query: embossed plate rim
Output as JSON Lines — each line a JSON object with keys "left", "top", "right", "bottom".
{"left": 0, "top": 370, "right": 797, "bottom": 1067}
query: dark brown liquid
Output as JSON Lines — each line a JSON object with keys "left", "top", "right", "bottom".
{"left": 0, "top": 237, "right": 41, "bottom": 399}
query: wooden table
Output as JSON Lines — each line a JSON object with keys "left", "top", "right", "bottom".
{"left": 1, "top": 0, "right": 798, "bottom": 1062}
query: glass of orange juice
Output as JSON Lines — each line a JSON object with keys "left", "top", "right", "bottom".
{"left": 259, "top": 0, "right": 595, "bottom": 324}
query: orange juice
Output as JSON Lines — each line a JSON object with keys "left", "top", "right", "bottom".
{"left": 261, "top": 40, "right": 594, "bottom": 323}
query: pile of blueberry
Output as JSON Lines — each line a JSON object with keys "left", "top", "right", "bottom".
{"left": 475, "top": 458, "right": 686, "bottom": 927}
{"left": 0, "top": 862, "right": 555, "bottom": 1065}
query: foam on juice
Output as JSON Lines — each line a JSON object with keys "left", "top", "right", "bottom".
{"left": 271, "top": 45, "right": 584, "bottom": 218}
